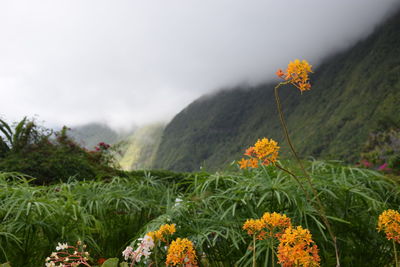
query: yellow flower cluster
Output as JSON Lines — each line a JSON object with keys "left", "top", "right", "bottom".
{"left": 262, "top": 212, "right": 292, "bottom": 238}
{"left": 277, "top": 226, "right": 320, "bottom": 267}
{"left": 243, "top": 212, "right": 292, "bottom": 240}
{"left": 377, "top": 209, "right": 400, "bottom": 243}
{"left": 243, "top": 218, "right": 267, "bottom": 240}
{"left": 239, "top": 138, "right": 279, "bottom": 169}
{"left": 147, "top": 223, "right": 176, "bottom": 243}
{"left": 276, "top": 59, "right": 313, "bottom": 92}
{"left": 166, "top": 238, "right": 198, "bottom": 266}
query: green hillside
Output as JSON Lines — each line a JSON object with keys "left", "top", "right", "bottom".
{"left": 154, "top": 10, "right": 400, "bottom": 171}
{"left": 119, "top": 123, "right": 164, "bottom": 170}
{"left": 68, "top": 123, "right": 121, "bottom": 149}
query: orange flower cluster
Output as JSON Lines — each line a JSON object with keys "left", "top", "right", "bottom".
{"left": 377, "top": 209, "right": 400, "bottom": 243}
{"left": 243, "top": 218, "right": 267, "bottom": 240}
{"left": 276, "top": 59, "right": 313, "bottom": 92}
{"left": 166, "top": 238, "right": 198, "bottom": 266}
{"left": 262, "top": 212, "right": 292, "bottom": 238}
{"left": 277, "top": 226, "right": 320, "bottom": 267}
{"left": 239, "top": 138, "right": 279, "bottom": 169}
{"left": 147, "top": 224, "right": 176, "bottom": 243}
{"left": 243, "top": 212, "right": 292, "bottom": 240}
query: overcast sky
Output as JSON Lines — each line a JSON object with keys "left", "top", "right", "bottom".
{"left": 1, "top": 0, "right": 399, "bottom": 129}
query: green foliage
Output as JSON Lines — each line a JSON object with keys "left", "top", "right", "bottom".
{"left": 0, "top": 171, "right": 176, "bottom": 266}
{"left": 0, "top": 119, "right": 122, "bottom": 184}
{"left": 154, "top": 9, "right": 400, "bottom": 172}
{"left": 125, "top": 161, "right": 398, "bottom": 266}
{"left": 0, "top": 161, "right": 399, "bottom": 266}
{"left": 100, "top": 258, "right": 120, "bottom": 267}
{"left": 361, "top": 127, "right": 400, "bottom": 174}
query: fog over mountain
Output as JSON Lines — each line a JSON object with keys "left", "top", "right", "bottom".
{"left": 1, "top": 0, "right": 399, "bottom": 129}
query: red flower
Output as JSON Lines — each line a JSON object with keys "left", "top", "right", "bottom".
{"left": 98, "top": 257, "right": 107, "bottom": 265}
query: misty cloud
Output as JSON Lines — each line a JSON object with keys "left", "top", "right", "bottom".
{"left": 0, "top": 0, "right": 399, "bottom": 129}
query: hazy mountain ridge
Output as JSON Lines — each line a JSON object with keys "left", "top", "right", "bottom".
{"left": 154, "top": 9, "right": 400, "bottom": 171}
{"left": 119, "top": 123, "right": 165, "bottom": 170}
{"left": 68, "top": 123, "right": 122, "bottom": 149}
{"left": 68, "top": 122, "right": 164, "bottom": 170}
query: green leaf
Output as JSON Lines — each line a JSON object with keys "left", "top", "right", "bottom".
{"left": 101, "top": 258, "right": 119, "bottom": 267}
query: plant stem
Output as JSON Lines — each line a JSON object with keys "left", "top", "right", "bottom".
{"left": 155, "top": 243, "right": 159, "bottom": 267}
{"left": 270, "top": 239, "right": 275, "bottom": 267}
{"left": 394, "top": 240, "right": 399, "bottom": 267}
{"left": 274, "top": 84, "right": 340, "bottom": 267}
{"left": 253, "top": 234, "right": 257, "bottom": 267}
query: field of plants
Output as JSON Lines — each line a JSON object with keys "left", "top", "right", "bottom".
{"left": 0, "top": 161, "right": 399, "bottom": 266}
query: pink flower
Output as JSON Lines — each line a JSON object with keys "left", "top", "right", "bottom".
{"left": 122, "top": 246, "right": 133, "bottom": 260}
{"left": 378, "top": 163, "right": 390, "bottom": 171}
{"left": 361, "top": 160, "right": 373, "bottom": 168}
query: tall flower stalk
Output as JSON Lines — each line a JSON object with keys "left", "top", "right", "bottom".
{"left": 239, "top": 59, "right": 340, "bottom": 266}
{"left": 274, "top": 60, "right": 340, "bottom": 267}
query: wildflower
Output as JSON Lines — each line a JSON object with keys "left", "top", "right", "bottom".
{"left": 378, "top": 163, "right": 390, "bottom": 171}
{"left": 277, "top": 226, "right": 320, "bottom": 267}
{"left": 262, "top": 212, "right": 292, "bottom": 238}
{"left": 253, "top": 138, "right": 279, "bottom": 165}
{"left": 98, "top": 258, "right": 107, "bottom": 265}
{"left": 276, "top": 69, "right": 285, "bottom": 78}
{"left": 277, "top": 59, "right": 313, "bottom": 92}
{"left": 243, "top": 218, "right": 266, "bottom": 240}
{"left": 360, "top": 159, "right": 373, "bottom": 168}
{"left": 238, "top": 158, "right": 259, "bottom": 169}
{"left": 166, "top": 238, "right": 198, "bottom": 266}
{"left": 123, "top": 233, "right": 156, "bottom": 264}
{"left": 46, "top": 241, "right": 90, "bottom": 267}
{"left": 158, "top": 223, "right": 176, "bottom": 242}
{"left": 378, "top": 209, "right": 400, "bottom": 243}
{"left": 122, "top": 246, "right": 133, "bottom": 260}
{"left": 147, "top": 223, "right": 176, "bottom": 243}
{"left": 55, "top": 242, "right": 68, "bottom": 251}
{"left": 239, "top": 138, "right": 279, "bottom": 169}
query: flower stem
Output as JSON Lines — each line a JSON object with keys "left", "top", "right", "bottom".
{"left": 274, "top": 84, "right": 340, "bottom": 267}
{"left": 394, "top": 240, "right": 399, "bottom": 267}
{"left": 253, "top": 234, "right": 257, "bottom": 267}
{"left": 270, "top": 238, "right": 275, "bottom": 267}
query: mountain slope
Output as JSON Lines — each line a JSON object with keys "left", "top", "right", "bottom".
{"left": 154, "top": 10, "right": 400, "bottom": 171}
{"left": 68, "top": 123, "right": 120, "bottom": 149}
{"left": 119, "top": 123, "right": 164, "bottom": 170}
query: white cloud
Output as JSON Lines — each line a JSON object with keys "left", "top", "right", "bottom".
{"left": 0, "top": 0, "right": 398, "bottom": 129}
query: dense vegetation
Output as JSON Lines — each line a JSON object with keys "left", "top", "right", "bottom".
{"left": 0, "top": 171, "right": 179, "bottom": 266}
{"left": 0, "top": 118, "right": 121, "bottom": 184}
{"left": 154, "top": 9, "right": 400, "bottom": 172}
{"left": 0, "top": 161, "right": 399, "bottom": 266}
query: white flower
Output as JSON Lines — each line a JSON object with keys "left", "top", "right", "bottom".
{"left": 174, "top": 198, "right": 183, "bottom": 207}
{"left": 122, "top": 246, "right": 133, "bottom": 260}
{"left": 55, "top": 242, "right": 68, "bottom": 251}
{"left": 141, "top": 234, "right": 155, "bottom": 249}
